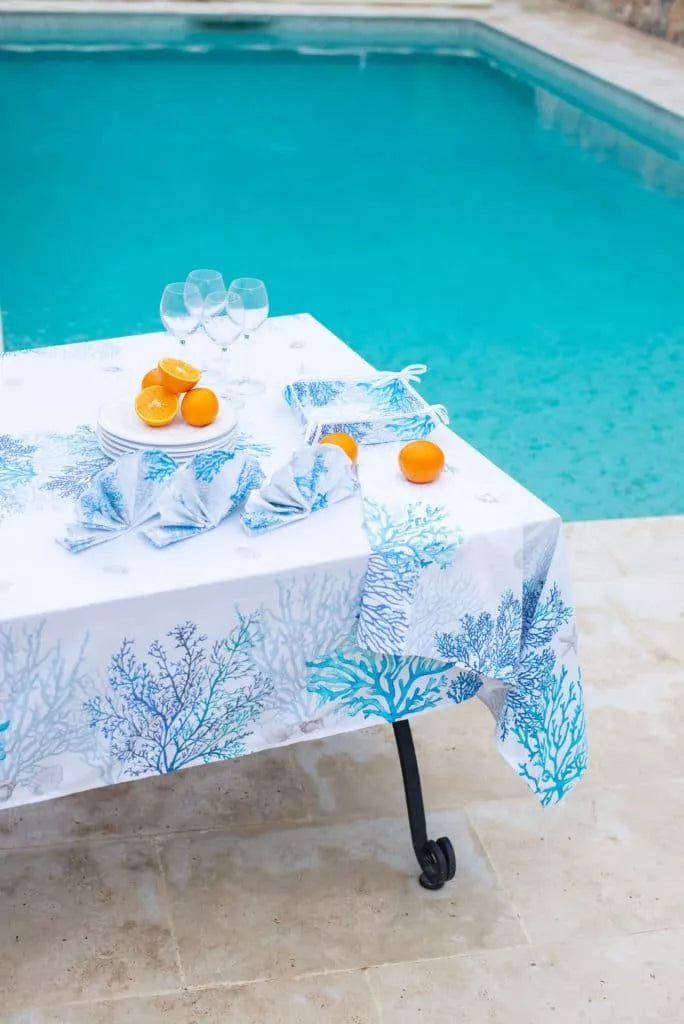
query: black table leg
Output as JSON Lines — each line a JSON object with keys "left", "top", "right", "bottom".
{"left": 392, "top": 719, "right": 456, "bottom": 890}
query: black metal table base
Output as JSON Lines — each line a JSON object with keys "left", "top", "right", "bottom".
{"left": 392, "top": 719, "right": 456, "bottom": 890}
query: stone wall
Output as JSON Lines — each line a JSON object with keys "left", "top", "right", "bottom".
{"left": 562, "top": 0, "right": 684, "bottom": 44}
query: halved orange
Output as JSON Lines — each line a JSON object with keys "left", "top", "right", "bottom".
{"left": 157, "top": 357, "right": 201, "bottom": 395}
{"left": 319, "top": 431, "right": 358, "bottom": 464}
{"left": 134, "top": 385, "right": 179, "bottom": 427}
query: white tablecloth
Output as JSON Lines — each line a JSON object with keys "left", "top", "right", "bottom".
{"left": 0, "top": 315, "right": 587, "bottom": 809}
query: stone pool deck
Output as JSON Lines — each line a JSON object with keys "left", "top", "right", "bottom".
{"left": 1, "top": 513, "right": 683, "bottom": 1022}
{"left": 3, "top": 0, "right": 684, "bottom": 118}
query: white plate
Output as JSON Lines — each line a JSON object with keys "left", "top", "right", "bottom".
{"left": 98, "top": 397, "right": 237, "bottom": 448}
{"left": 97, "top": 425, "right": 238, "bottom": 455}
{"left": 97, "top": 432, "right": 238, "bottom": 460}
{"left": 98, "top": 437, "right": 209, "bottom": 466}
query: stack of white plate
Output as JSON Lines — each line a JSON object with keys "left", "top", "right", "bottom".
{"left": 97, "top": 398, "right": 239, "bottom": 464}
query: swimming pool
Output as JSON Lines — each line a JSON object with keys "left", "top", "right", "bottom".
{"left": 1, "top": 14, "right": 683, "bottom": 520}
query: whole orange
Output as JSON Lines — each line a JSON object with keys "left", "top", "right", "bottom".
{"left": 398, "top": 440, "right": 445, "bottom": 484}
{"left": 319, "top": 431, "right": 358, "bottom": 464}
{"left": 141, "top": 367, "right": 166, "bottom": 389}
{"left": 181, "top": 387, "right": 219, "bottom": 427}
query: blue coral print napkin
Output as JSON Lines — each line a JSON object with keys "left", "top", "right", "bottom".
{"left": 59, "top": 450, "right": 177, "bottom": 553}
{"left": 242, "top": 444, "right": 358, "bottom": 534}
{"left": 144, "top": 450, "right": 263, "bottom": 547}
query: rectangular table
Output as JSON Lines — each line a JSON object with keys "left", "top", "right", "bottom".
{"left": 0, "top": 315, "right": 587, "bottom": 888}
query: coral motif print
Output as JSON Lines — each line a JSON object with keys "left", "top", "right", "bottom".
{"left": 434, "top": 588, "right": 522, "bottom": 684}
{"left": 253, "top": 573, "right": 363, "bottom": 729}
{"left": 358, "top": 500, "right": 462, "bottom": 653}
{"left": 293, "top": 450, "right": 328, "bottom": 511}
{"left": 384, "top": 413, "right": 437, "bottom": 440}
{"left": 307, "top": 638, "right": 456, "bottom": 720}
{"left": 85, "top": 616, "right": 272, "bottom": 777}
{"left": 360, "top": 376, "right": 421, "bottom": 415}
{"left": 307, "top": 640, "right": 455, "bottom": 723}
{"left": 285, "top": 379, "right": 345, "bottom": 408}
{"left": 437, "top": 579, "right": 586, "bottom": 804}
{"left": 190, "top": 449, "right": 263, "bottom": 501}
{"left": 0, "top": 720, "right": 9, "bottom": 762}
{"left": 233, "top": 432, "right": 272, "bottom": 458}
{"left": 191, "top": 450, "right": 236, "bottom": 483}
{"left": 512, "top": 665, "right": 586, "bottom": 806}
{"left": 0, "top": 434, "right": 37, "bottom": 519}
{"left": 141, "top": 450, "right": 177, "bottom": 482}
{"left": 0, "top": 623, "right": 92, "bottom": 803}
{"left": 41, "top": 425, "right": 111, "bottom": 500}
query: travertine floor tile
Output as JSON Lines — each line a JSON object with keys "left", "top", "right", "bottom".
{"left": 160, "top": 813, "right": 526, "bottom": 986}
{"left": 0, "top": 840, "right": 179, "bottom": 1010}
{"left": 610, "top": 577, "right": 684, "bottom": 670}
{"left": 583, "top": 665, "right": 684, "bottom": 787}
{"left": 0, "top": 747, "right": 313, "bottom": 850}
{"left": 564, "top": 521, "right": 623, "bottom": 582}
{"left": 587, "top": 516, "right": 684, "bottom": 579}
{"left": 2, "top": 971, "right": 378, "bottom": 1024}
{"left": 291, "top": 702, "right": 527, "bottom": 822}
{"left": 467, "top": 781, "right": 684, "bottom": 944}
{"left": 367, "top": 927, "right": 684, "bottom": 1023}
{"left": 572, "top": 578, "right": 657, "bottom": 682}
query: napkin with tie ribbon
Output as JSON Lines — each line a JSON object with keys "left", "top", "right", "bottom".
{"left": 59, "top": 450, "right": 177, "bottom": 553}
{"left": 242, "top": 444, "right": 358, "bottom": 533}
{"left": 143, "top": 450, "right": 263, "bottom": 547}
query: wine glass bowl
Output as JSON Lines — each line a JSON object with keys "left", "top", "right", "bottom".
{"left": 227, "top": 278, "right": 269, "bottom": 339}
{"left": 160, "top": 282, "right": 200, "bottom": 350}
{"left": 185, "top": 269, "right": 225, "bottom": 325}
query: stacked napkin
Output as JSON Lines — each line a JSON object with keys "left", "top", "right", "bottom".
{"left": 60, "top": 445, "right": 356, "bottom": 551}
{"left": 144, "top": 451, "right": 263, "bottom": 547}
{"left": 242, "top": 445, "right": 358, "bottom": 533}
{"left": 59, "top": 450, "right": 177, "bottom": 553}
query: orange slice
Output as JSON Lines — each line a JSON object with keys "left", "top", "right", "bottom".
{"left": 319, "top": 431, "right": 358, "bottom": 464}
{"left": 157, "top": 357, "right": 201, "bottom": 394}
{"left": 398, "top": 440, "right": 445, "bottom": 484}
{"left": 181, "top": 387, "right": 219, "bottom": 428}
{"left": 134, "top": 385, "right": 179, "bottom": 427}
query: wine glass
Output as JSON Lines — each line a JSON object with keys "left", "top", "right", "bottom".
{"left": 184, "top": 270, "right": 225, "bottom": 329}
{"left": 160, "top": 282, "right": 200, "bottom": 351}
{"left": 203, "top": 290, "right": 245, "bottom": 406}
{"left": 228, "top": 277, "right": 269, "bottom": 338}
{"left": 225, "top": 278, "right": 269, "bottom": 396}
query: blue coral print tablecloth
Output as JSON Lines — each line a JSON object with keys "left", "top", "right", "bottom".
{"left": 0, "top": 315, "right": 587, "bottom": 810}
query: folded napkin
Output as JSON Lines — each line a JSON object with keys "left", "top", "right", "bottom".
{"left": 242, "top": 444, "right": 358, "bottom": 534}
{"left": 59, "top": 450, "right": 177, "bottom": 553}
{"left": 143, "top": 450, "right": 263, "bottom": 547}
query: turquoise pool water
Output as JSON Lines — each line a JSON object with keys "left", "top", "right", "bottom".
{"left": 1, "top": 17, "right": 683, "bottom": 520}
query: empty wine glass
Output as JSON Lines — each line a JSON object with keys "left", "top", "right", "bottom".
{"left": 184, "top": 269, "right": 225, "bottom": 330}
{"left": 225, "top": 278, "right": 269, "bottom": 396}
{"left": 160, "top": 282, "right": 200, "bottom": 351}
{"left": 228, "top": 277, "right": 269, "bottom": 338}
{"left": 203, "top": 290, "right": 245, "bottom": 405}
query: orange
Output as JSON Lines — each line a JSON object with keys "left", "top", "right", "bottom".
{"left": 134, "top": 386, "right": 179, "bottom": 427}
{"left": 181, "top": 387, "right": 219, "bottom": 428}
{"left": 157, "top": 357, "right": 201, "bottom": 394}
{"left": 319, "top": 431, "right": 358, "bottom": 464}
{"left": 141, "top": 367, "right": 166, "bottom": 389}
{"left": 398, "top": 440, "right": 445, "bottom": 484}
